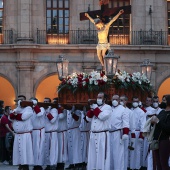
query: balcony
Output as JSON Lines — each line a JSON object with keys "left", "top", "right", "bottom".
{"left": 0, "top": 29, "right": 169, "bottom": 46}
{"left": 37, "top": 29, "right": 168, "bottom": 46}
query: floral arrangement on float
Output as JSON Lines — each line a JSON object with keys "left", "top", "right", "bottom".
{"left": 58, "top": 70, "right": 153, "bottom": 93}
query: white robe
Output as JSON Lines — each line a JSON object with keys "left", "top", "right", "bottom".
{"left": 79, "top": 111, "right": 91, "bottom": 163}
{"left": 57, "top": 109, "right": 68, "bottom": 163}
{"left": 129, "top": 107, "right": 146, "bottom": 170}
{"left": 86, "top": 104, "right": 112, "bottom": 170}
{"left": 31, "top": 107, "right": 46, "bottom": 166}
{"left": 44, "top": 107, "right": 58, "bottom": 166}
{"left": 67, "top": 110, "right": 82, "bottom": 164}
{"left": 109, "top": 105, "right": 129, "bottom": 170}
{"left": 123, "top": 107, "right": 133, "bottom": 170}
{"left": 9, "top": 106, "right": 34, "bottom": 165}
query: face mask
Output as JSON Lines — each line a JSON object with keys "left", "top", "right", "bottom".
{"left": 133, "top": 102, "right": 138, "bottom": 108}
{"left": 153, "top": 102, "right": 158, "bottom": 108}
{"left": 97, "top": 99, "right": 103, "bottom": 106}
{"left": 112, "top": 100, "right": 118, "bottom": 107}
{"left": 120, "top": 101, "right": 124, "bottom": 106}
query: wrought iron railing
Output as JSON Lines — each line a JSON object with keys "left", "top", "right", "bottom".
{"left": 0, "top": 29, "right": 168, "bottom": 45}
{"left": 0, "top": 30, "right": 14, "bottom": 44}
{"left": 131, "top": 30, "right": 168, "bottom": 45}
{"left": 37, "top": 29, "right": 168, "bottom": 45}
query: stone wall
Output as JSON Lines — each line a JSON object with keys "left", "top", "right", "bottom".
{"left": 0, "top": 0, "right": 170, "bottom": 100}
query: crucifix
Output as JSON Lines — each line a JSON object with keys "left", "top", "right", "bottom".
{"left": 80, "top": 0, "right": 131, "bottom": 66}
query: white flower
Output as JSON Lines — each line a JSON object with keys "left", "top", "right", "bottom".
{"left": 94, "top": 80, "right": 98, "bottom": 85}
{"left": 82, "top": 81, "right": 86, "bottom": 86}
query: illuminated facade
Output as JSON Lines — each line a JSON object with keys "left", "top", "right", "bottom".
{"left": 0, "top": 0, "right": 170, "bottom": 106}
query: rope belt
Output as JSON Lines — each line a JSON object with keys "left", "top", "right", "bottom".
{"left": 68, "top": 126, "right": 79, "bottom": 130}
{"left": 16, "top": 131, "right": 32, "bottom": 134}
{"left": 92, "top": 130, "right": 108, "bottom": 133}
{"left": 109, "top": 129, "right": 121, "bottom": 133}
{"left": 57, "top": 130, "right": 67, "bottom": 133}
{"left": 45, "top": 130, "right": 57, "bottom": 133}
{"left": 33, "top": 127, "right": 44, "bottom": 131}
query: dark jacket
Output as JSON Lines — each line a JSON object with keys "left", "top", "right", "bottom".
{"left": 153, "top": 110, "right": 170, "bottom": 140}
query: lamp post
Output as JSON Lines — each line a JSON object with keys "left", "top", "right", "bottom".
{"left": 140, "top": 59, "right": 153, "bottom": 80}
{"left": 104, "top": 49, "right": 119, "bottom": 79}
{"left": 56, "top": 55, "right": 69, "bottom": 81}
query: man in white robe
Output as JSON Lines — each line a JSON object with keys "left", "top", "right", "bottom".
{"left": 86, "top": 92, "right": 112, "bottom": 170}
{"left": 129, "top": 96, "right": 146, "bottom": 170}
{"left": 9, "top": 95, "right": 34, "bottom": 170}
{"left": 66, "top": 106, "right": 82, "bottom": 169}
{"left": 109, "top": 95, "right": 129, "bottom": 170}
{"left": 56, "top": 106, "right": 68, "bottom": 170}
{"left": 120, "top": 95, "right": 135, "bottom": 170}
{"left": 43, "top": 97, "right": 58, "bottom": 170}
{"left": 79, "top": 106, "right": 91, "bottom": 168}
{"left": 30, "top": 97, "right": 45, "bottom": 170}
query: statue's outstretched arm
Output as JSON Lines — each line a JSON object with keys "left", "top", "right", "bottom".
{"left": 85, "top": 13, "right": 95, "bottom": 24}
{"left": 107, "top": 9, "right": 124, "bottom": 27}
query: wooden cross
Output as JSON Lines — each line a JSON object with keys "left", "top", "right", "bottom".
{"left": 80, "top": 0, "right": 131, "bottom": 24}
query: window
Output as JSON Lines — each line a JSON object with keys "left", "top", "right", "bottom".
{"left": 168, "top": 1, "right": 170, "bottom": 34}
{"left": 46, "top": 0, "right": 69, "bottom": 34}
{"left": 108, "top": 0, "right": 130, "bottom": 44}
{"left": 109, "top": 0, "right": 130, "bottom": 33}
{"left": 0, "top": 0, "right": 3, "bottom": 33}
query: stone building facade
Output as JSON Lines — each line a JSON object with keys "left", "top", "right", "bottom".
{"left": 0, "top": 0, "right": 170, "bottom": 103}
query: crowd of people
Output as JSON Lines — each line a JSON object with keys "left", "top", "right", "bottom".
{"left": 0, "top": 93, "right": 170, "bottom": 170}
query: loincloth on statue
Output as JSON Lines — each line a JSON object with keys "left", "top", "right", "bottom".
{"left": 96, "top": 43, "right": 110, "bottom": 50}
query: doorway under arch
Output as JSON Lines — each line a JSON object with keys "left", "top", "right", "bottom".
{"left": 35, "top": 74, "right": 61, "bottom": 102}
{"left": 0, "top": 76, "right": 16, "bottom": 109}
{"left": 158, "top": 77, "right": 170, "bottom": 101}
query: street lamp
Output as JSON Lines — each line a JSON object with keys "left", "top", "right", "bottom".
{"left": 140, "top": 59, "right": 153, "bottom": 80}
{"left": 104, "top": 49, "right": 120, "bottom": 79}
{"left": 56, "top": 55, "right": 69, "bottom": 81}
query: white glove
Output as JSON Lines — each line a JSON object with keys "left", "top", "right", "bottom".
{"left": 32, "top": 100, "right": 37, "bottom": 106}
{"left": 13, "top": 108, "right": 18, "bottom": 115}
{"left": 91, "top": 104, "right": 98, "bottom": 110}
{"left": 71, "top": 105, "right": 75, "bottom": 113}
{"left": 122, "top": 134, "right": 129, "bottom": 141}
{"left": 18, "top": 100, "right": 21, "bottom": 108}
{"left": 83, "top": 106, "right": 87, "bottom": 115}
{"left": 46, "top": 106, "right": 51, "bottom": 113}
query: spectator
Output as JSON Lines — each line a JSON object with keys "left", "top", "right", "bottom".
{"left": 0, "top": 100, "right": 4, "bottom": 118}
{"left": 0, "top": 106, "right": 14, "bottom": 165}
{"left": 151, "top": 94, "right": 170, "bottom": 170}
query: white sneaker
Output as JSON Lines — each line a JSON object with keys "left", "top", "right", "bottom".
{"left": 3, "top": 160, "right": 9, "bottom": 165}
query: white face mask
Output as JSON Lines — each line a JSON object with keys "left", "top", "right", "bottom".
{"left": 97, "top": 99, "right": 103, "bottom": 106}
{"left": 112, "top": 100, "right": 118, "bottom": 107}
{"left": 153, "top": 102, "right": 159, "bottom": 108}
{"left": 133, "top": 102, "right": 138, "bottom": 108}
{"left": 120, "top": 101, "right": 124, "bottom": 106}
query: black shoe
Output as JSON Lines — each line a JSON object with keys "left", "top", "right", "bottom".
{"left": 65, "top": 164, "right": 75, "bottom": 169}
{"left": 56, "top": 163, "right": 65, "bottom": 170}
{"left": 44, "top": 165, "right": 51, "bottom": 170}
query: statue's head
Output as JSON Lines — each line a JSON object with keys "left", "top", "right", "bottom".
{"left": 95, "top": 19, "right": 104, "bottom": 30}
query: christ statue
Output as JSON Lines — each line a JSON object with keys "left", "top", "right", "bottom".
{"left": 85, "top": 9, "right": 124, "bottom": 66}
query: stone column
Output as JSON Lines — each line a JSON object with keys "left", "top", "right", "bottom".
{"left": 16, "top": 0, "right": 33, "bottom": 43}
{"left": 16, "top": 50, "right": 35, "bottom": 99}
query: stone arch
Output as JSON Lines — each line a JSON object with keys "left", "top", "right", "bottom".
{"left": 34, "top": 72, "right": 61, "bottom": 102}
{"left": 158, "top": 76, "right": 170, "bottom": 100}
{"left": 156, "top": 66, "right": 170, "bottom": 91}
{"left": 0, "top": 73, "right": 17, "bottom": 109}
